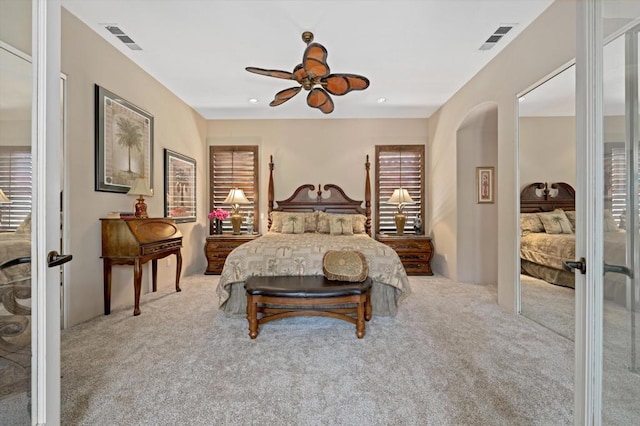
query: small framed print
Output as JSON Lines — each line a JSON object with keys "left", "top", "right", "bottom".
{"left": 476, "top": 166, "right": 495, "bottom": 204}
{"left": 164, "top": 149, "right": 196, "bottom": 223}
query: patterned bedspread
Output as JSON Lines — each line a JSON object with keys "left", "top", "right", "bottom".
{"left": 216, "top": 232, "right": 411, "bottom": 316}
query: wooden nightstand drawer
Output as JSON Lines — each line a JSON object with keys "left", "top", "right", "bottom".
{"left": 376, "top": 234, "right": 434, "bottom": 276}
{"left": 204, "top": 234, "right": 261, "bottom": 274}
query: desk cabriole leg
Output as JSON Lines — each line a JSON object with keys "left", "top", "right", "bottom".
{"left": 152, "top": 259, "right": 158, "bottom": 292}
{"left": 175, "top": 250, "right": 182, "bottom": 292}
{"left": 133, "top": 259, "right": 142, "bottom": 316}
{"left": 103, "top": 259, "right": 112, "bottom": 315}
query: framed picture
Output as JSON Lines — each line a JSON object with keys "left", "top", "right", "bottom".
{"left": 164, "top": 149, "right": 196, "bottom": 223}
{"left": 476, "top": 166, "right": 495, "bottom": 204}
{"left": 95, "top": 84, "right": 153, "bottom": 193}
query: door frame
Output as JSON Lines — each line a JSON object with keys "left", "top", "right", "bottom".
{"left": 32, "top": 0, "right": 62, "bottom": 423}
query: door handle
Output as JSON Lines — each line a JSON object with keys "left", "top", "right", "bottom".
{"left": 562, "top": 257, "right": 586, "bottom": 274}
{"left": 47, "top": 251, "right": 73, "bottom": 268}
{"left": 603, "top": 263, "right": 634, "bottom": 279}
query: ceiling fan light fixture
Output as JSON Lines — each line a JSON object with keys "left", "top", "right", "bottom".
{"left": 245, "top": 31, "right": 370, "bottom": 114}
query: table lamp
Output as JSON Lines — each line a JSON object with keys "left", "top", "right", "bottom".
{"left": 127, "top": 178, "right": 153, "bottom": 218}
{"left": 387, "top": 188, "right": 414, "bottom": 235}
{"left": 224, "top": 188, "right": 250, "bottom": 234}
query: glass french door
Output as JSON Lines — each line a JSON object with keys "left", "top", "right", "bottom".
{"left": 576, "top": 1, "right": 640, "bottom": 423}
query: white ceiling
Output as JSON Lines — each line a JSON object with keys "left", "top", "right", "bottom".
{"left": 59, "top": 0, "right": 555, "bottom": 120}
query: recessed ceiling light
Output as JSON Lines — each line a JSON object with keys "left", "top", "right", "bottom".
{"left": 249, "top": 98, "right": 259, "bottom": 104}
{"left": 377, "top": 97, "right": 387, "bottom": 103}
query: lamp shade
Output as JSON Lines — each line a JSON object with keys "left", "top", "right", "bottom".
{"left": 386, "top": 188, "right": 415, "bottom": 206}
{"left": 0, "top": 189, "right": 10, "bottom": 203}
{"left": 223, "top": 188, "right": 250, "bottom": 206}
{"left": 127, "top": 178, "right": 153, "bottom": 196}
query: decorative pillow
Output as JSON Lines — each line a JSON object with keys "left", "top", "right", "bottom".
{"left": 329, "top": 215, "right": 353, "bottom": 235}
{"left": 316, "top": 211, "right": 331, "bottom": 233}
{"left": 300, "top": 211, "right": 318, "bottom": 232}
{"left": 564, "top": 210, "right": 576, "bottom": 230}
{"left": 269, "top": 211, "right": 285, "bottom": 232}
{"left": 538, "top": 210, "right": 573, "bottom": 234}
{"left": 604, "top": 209, "right": 618, "bottom": 232}
{"left": 520, "top": 213, "right": 544, "bottom": 236}
{"left": 322, "top": 250, "right": 368, "bottom": 282}
{"left": 281, "top": 214, "right": 305, "bottom": 234}
{"left": 351, "top": 214, "right": 367, "bottom": 234}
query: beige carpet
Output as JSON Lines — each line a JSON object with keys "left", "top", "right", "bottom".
{"left": 59, "top": 274, "right": 577, "bottom": 425}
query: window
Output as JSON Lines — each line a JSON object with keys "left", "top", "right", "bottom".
{"left": 604, "top": 143, "right": 627, "bottom": 226}
{"left": 0, "top": 146, "right": 32, "bottom": 232}
{"left": 375, "top": 145, "right": 425, "bottom": 235}
{"left": 209, "top": 146, "right": 258, "bottom": 233}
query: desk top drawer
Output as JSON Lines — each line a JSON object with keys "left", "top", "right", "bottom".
{"left": 141, "top": 239, "right": 182, "bottom": 255}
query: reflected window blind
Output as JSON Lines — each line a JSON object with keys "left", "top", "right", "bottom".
{"left": 209, "top": 146, "right": 258, "bottom": 233}
{"left": 0, "top": 146, "right": 32, "bottom": 232}
{"left": 609, "top": 146, "right": 626, "bottom": 225}
{"left": 375, "top": 145, "right": 425, "bottom": 234}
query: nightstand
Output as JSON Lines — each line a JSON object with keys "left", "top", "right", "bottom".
{"left": 204, "top": 234, "right": 261, "bottom": 275}
{"left": 376, "top": 234, "right": 434, "bottom": 275}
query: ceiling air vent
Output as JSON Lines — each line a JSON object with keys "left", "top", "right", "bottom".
{"left": 479, "top": 25, "right": 514, "bottom": 51}
{"left": 103, "top": 24, "right": 143, "bottom": 51}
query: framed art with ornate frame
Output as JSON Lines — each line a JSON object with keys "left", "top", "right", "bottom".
{"left": 164, "top": 149, "right": 196, "bottom": 223}
{"left": 95, "top": 84, "right": 153, "bottom": 193}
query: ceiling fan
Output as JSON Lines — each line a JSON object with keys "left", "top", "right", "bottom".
{"left": 245, "top": 31, "right": 370, "bottom": 114}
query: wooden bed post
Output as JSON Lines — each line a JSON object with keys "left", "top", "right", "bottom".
{"left": 268, "top": 155, "right": 274, "bottom": 230}
{"left": 365, "top": 155, "right": 372, "bottom": 236}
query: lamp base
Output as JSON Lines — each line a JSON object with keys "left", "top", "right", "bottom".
{"left": 394, "top": 213, "right": 406, "bottom": 236}
{"left": 134, "top": 197, "right": 148, "bottom": 218}
{"left": 230, "top": 213, "right": 243, "bottom": 234}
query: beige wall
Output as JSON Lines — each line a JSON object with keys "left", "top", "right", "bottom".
{"left": 427, "top": 0, "right": 576, "bottom": 310}
{"left": 519, "top": 116, "right": 576, "bottom": 190}
{"left": 62, "top": 9, "right": 207, "bottom": 326}
{"left": 0, "top": 0, "right": 31, "bottom": 55}
{"left": 206, "top": 119, "right": 428, "bottom": 234}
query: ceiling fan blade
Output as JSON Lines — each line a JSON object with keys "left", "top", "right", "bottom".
{"left": 293, "top": 64, "right": 307, "bottom": 84}
{"left": 245, "top": 67, "right": 295, "bottom": 80}
{"left": 323, "top": 74, "right": 371, "bottom": 96}
{"left": 303, "top": 43, "right": 330, "bottom": 79}
{"left": 269, "top": 86, "right": 302, "bottom": 107}
{"left": 307, "top": 88, "right": 334, "bottom": 114}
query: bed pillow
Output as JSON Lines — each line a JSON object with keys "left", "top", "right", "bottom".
{"left": 317, "top": 212, "right": 366, "bottom": 234}
{"left": 564, "top": 210, "right": 576, "bottom": 230}
{"left": 15, "top": 214, "right": 31, "bottom": 234}
{"left": 329, "top": 215, "right": 354, "bottom": 235}
{"left": 351, "top": 214, "right": 367, "bottom": 234}
{"left": 520, "top": 213, "right": 544, "bottom": 236}
{"left": 322, "top": 250, "right": 368, "bottom": 282}
{"left": 538, "top": 210, "right": 573, "bottom": 234}
{"left": 301, "top": 211, "right": 318, "bottom": 232}
{"left": 269, "top": 211, "right": 285, "bottom": 232}
{"left": 281, "top": 214, "right": 305, "bottom": 234}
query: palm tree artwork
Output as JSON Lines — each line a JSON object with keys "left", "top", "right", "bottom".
{"left": 115, "top": 116, "right": 143, "bottom": 175}
{"left": 287, "top": 215, "right": 300, "bottom": 233}
{"left": 551, "top": 215, "right": 570, "bottom": 233}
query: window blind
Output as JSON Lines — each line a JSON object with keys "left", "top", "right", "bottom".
{"left": 0, "top": 146, "right": 32, "bottom": 232}
{"left": 209, "top": 146, "right": 258, "bottom": 233}
{"left": 375, "top": 145, "right": 425, "bottom": 234}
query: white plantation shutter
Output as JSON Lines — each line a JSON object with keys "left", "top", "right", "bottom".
{"left": 375, "top": 145, "right": 425, "bottom": 234}
{"left": 209, "top": 146, "right": 258, "bottom": 233}
{"left": 0, "top": 146, "right": 32, "bottom": 232}
{"left": 608, "top": 146, "right": 626, "bottom": 224}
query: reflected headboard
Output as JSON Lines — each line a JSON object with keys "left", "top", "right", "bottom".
{"left": 520, "top": 182, "right": 575, "bottom": 213}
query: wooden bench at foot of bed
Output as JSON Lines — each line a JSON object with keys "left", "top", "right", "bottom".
{"left": 244, "top": 275, "right": 373, "bottom": 339}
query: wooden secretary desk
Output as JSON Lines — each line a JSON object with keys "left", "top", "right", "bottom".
{"left": 100, "top": 217, "right": 183, "bottom": 316}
